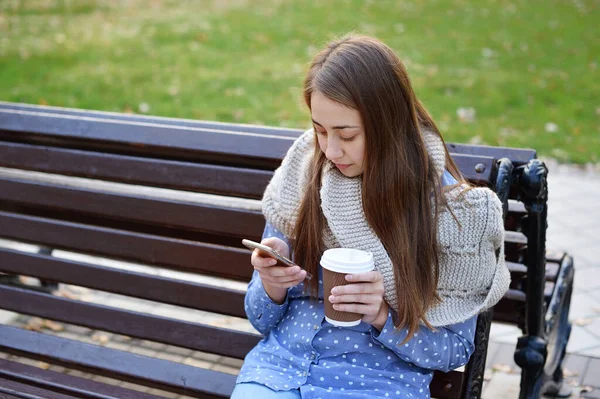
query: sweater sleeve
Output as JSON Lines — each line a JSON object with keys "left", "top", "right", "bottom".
{"left": 244, "top": 223, "right": 292, "bottom": 336}
{"left": 370, "top": 311, "right": 477, "bottom": 372}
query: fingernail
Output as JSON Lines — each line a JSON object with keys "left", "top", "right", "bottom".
{"left": 328, "top": 295, "right": 335, "bottom": 302}
{"left": 269, "top": 260, "right": 277, "bottom": 266}
{"left": 345, "top": 274, "right": 353, "bottom": 281}
{"left": 292, "top": 266, "right": 300, "bottom": 273}
{"left": 331, "top": 288, "right": 337, "bottom": 295}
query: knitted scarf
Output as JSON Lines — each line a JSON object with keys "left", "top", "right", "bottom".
{"left": 262, "top": 129, "right": 510, "bottom": 326}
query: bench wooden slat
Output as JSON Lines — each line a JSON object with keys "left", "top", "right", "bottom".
{"left": 493, "top": 289, "right": 527, "bottom": 326}
{"left": 0, "top": 325, "right": 235, "bottom": 398}
{"left": 0, "top": 285, "right": 260, "bottom": 358}
{"left": 0, "top": 178, "right": 264, "bottom": 239}
{"left": 0, "top": 211, "right": 255, "bottom": 281}
{"left": 0, "top": 359, "right": 167, "bottom": 399}
{"left": 0, "top": 387, "right": 32, "bottom": 399}
{"left": 0, "top": 358, "right": 164, "bottom": 399}
{"left": 450, "top": 154, "right": 495, "bottom": 185}
{"left": 0, "top": 108, "right": 295, "bottom": 170}
{"left": 0, "top": 376, "right": 85, "bottom": 399}
{"left": 0, "top": 247, "right": 247, "bottom": 318}
{"left": 0, "top": 282, "right": 255, "bottom": 355}
{"left": 0, "top": 101, "right": 304, "bottom": 138}
{"left": 446, "top": 143, "right": 536, "bottom": 165}
{"left": 506, "top": 261, "right": 559, "bottom": 282}
{"left": 545, "top": 250, "right": 566, "bottom": 263}
{"left": 0, "top": 377, "right": 101, "bottom": 399}
{"left": 0, "top": 141, "right": 272, "bottom": 200}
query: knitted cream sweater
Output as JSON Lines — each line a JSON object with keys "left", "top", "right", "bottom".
{"left": 262, "top": 129, "right": 510, "bottom": 326}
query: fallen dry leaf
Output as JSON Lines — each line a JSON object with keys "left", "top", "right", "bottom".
{"left": 492, "top": 363, "right": 514, "bottom": 373}
{"left": 483, "top": 369, "right": 492, "bottom": 381}
{"left": 567, "top": 378, "right": 579, "bottom": 387}
{"left": 562, "top": 368, "right": 579, "bottom": 377}
{"left": 92, "top": 333, "right": 110, "bottom": 345}
{"left": 43, "top": 319, "right": 65, "bottom": 332}
{"left": 25, "top": 318, "right": 44, "bottom": 332}
{"left": 56, "top": 290, "right": 81, "bottom": 300}
{"left": 18, "top": 276, "right": 39, "bottom": 286}
{"left": 581, "top": 385, "right": 594, "bottom": 394}
{"left": 574, "top": 318, "right": 593, "bottom": 327}
{"left": 37, "top": 362, "right": 50, "bottom": 370}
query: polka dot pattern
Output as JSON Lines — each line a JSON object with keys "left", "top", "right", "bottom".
{"left": 237, "top": 223, "right": 477, "bottom": 398}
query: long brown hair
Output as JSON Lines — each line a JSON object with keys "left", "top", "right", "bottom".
{"left": 292, "top": 34, "right": 468, "bottom": 337}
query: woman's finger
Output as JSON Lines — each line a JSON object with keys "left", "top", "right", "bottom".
{"left": 332, "top": 303, "right": 378, "bottom": 315}
{"left": 345, "top": 271, "right": 383, "bottom": 283}
{"left": 255, "top": 265, "right": 302, "bottom": 277}
{"left": 331, "top": 282, "right": 382, "bottom": 296}
{"left": 329, "top": 294, "right": 381, "bottom": 305}
{"left": 251, "top": 250, "right": 278, "bottom": 267}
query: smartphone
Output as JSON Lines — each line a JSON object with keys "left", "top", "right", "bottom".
{"left": 242, "top": 239, "right": 312, "bottom": 280}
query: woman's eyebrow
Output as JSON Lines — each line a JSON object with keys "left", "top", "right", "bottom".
{"left": 312, "top": 119, "right": 360, "bottom": 130}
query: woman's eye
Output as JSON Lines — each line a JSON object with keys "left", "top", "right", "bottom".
{"left": 316, "top": 129, "right": 327, "bottom": 136}
{"left": 341, "top": 136, "right": 356, "bottom": 142}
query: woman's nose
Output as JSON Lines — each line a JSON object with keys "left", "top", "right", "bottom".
{"left": 325, "top": 137, "right": 343, "bottom": 160}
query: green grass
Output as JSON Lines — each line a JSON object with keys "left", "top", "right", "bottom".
{"left": 1, "top": 0, "right": 598, "bottom": 163}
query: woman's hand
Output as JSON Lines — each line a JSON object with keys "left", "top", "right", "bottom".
{"left": 328, "top": 271, "right": 389, "bottom": 331}
{"left": 251, "top": 237, "right": 307, "bottom": 304}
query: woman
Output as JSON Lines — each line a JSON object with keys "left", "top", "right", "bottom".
{"left": 231, "top": 34, "right": 510, "bottom": 399}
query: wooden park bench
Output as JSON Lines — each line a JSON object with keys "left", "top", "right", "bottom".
{"left": 0, "top": 102, "right": 574, "bottom": 399}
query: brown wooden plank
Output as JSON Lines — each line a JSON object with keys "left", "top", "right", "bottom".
{"left": 430, "top": 370, "right": 465, "bottom": 399}
{"left": 0, "top": 178, "right": 264, "bottom": 239}
{"left": 0, "top": 211, "right": 256, "bottom": 281}
{"left": 446, "top": 142, "right": 536, "bottom": 165}
{"left": 506, "top": 261, "right": 559, "bottom": 282}
{"left": 0, "top": 388, "right": 29, "bottom": 399}
{"left": 0, "top": 325, "right": 234, "bottom": 398}
{"left": 0, "top": 247, "right": 248, "bottom": 318}
{"left": 505, "top": 230, "right": 528, "bottom": 244}
{"left": 0, "top": 381, "right": 61, "bottom": 399}
{"left": 493, "top": 289, "right": 527, "bottom": 326}
{"left": 0, "top": 101, "right": 304, "bottom": 138}
{"left": 0, "top": 108, "right": 295, "bottom": 170}
{"left": 451, "top": 154, "right": 495, "bottom": 186}
{"left": 546, "top": 250, "right": 566, "bottom": 263}
{"left": 0, "top": 142, "right": 271, "bottom": 200}
{"left": 0, "top": 376, "right": 86, "bottom": 399}
{"left": 0, "top": 285, "right": 260, "bottom": 358}
{"left": 0, "top": 358, "right": 164, "bottom": 399}
{"left": 508, "top": 201, "right": 527, "bottom": 213}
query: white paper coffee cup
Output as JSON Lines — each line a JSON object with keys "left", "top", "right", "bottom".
{"left": 321, "top": 248, "right": 375, "bottom": 327}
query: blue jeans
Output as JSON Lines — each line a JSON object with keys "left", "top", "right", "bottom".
{"left": 230, "top": 382, "right": 302, "bottom": 398}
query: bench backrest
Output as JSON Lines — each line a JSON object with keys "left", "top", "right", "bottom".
{"left": 0, "top": 102, "right": 537, "bottom": 398}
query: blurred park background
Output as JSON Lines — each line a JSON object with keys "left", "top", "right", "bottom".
{"left": 0, "top": 0, "right": 598, "bottom": 164}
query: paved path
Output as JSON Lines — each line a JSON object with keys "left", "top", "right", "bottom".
{"left": 0, "top": 158, "right": 598, "bottom": 398}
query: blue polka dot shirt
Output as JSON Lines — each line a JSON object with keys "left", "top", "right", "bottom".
{"left": 237, "top": 171, "right": 477, "bottom": 398}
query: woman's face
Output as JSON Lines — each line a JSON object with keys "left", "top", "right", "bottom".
{"left": 311, "top": 91, "right": 366, "bottom": 178}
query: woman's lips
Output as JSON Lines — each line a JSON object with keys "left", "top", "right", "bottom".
{"left": 334, "top": 163, "right": 351, "bottom": 170}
